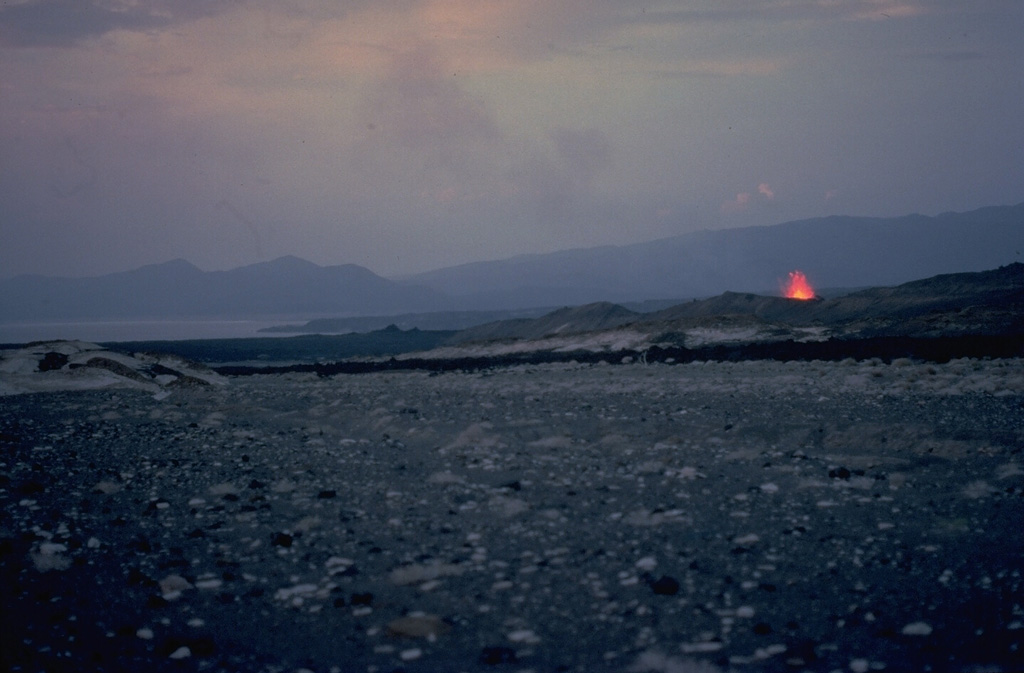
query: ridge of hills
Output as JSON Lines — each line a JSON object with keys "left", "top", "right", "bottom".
{"left": 3, "top": 264, "right": 1021, "bottom": 382}
{"left": 452, "top": 302, "right": 641, "bottom": 343}
{"left": 401, "top": 202, "right": 1024, "bottom": 308}
{"left": 1, "top": 203, "right": 1022, "bottom": 324}
{"left": 0, "top": 256, "right": 443, "bottom": 321}
{"left": 202, "top": 262, "right": 1024, "bottom": 374}
{"left": 444, "top": 263, "right": 1024, "bottom": 348}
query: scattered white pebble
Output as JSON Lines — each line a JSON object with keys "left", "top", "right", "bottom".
{"left": 207, "top": 482, "right": 238, "bottom": 496}
{"left": 733, "top": 533, "right": 760, "bottom": 546}
{"left": 680, "top": 641, "right": 723, "bottom": 653}
{"left": 850, "top": 658, "right": 870, "bottom": 673}
{"left": 901, "top": 621, "right": 933, "bottom": 636}
{"left": 273, "top": 583, "right": 318, "bottom": 601}
{"left": 735, "top": 606, "right": 755, "bottom": 618}
{"left": 325, "top": 556, "right": 353, "bottom": 572}
{"left": 635, "top": 556, "right": 658, "bottom": 571}
{"left": 399, "top": 648, "right": 422, "bottom": 661}
{"left": 760, "top": 483, "right": 779, "bottom": 493}
{"left": 195, "top": 578, "right": 223, "bottom": 590}
{"left": 168, "top": 646, "right": 191, "bottom": 659}
{"left": 38, "top": 542, "right": 67, "bottom": 555}
{"left": 508, "top": 629, "right": 541, "bottom": 643}
{"left": 136, "top": 628, "right": 154, "bottom": 640}
{"left": 187, "top": 618, "right": 205, "bottom": 628}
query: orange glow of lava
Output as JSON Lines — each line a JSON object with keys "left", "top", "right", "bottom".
{"left": 784, "top": 270, "right": 815, "bottom": 300}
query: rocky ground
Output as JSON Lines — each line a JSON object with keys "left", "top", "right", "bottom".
{"left": 2, "top": 358, "right": 1023, "bottom": 672}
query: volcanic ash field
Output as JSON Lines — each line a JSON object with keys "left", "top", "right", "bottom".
{"left": 2, "top": 358, "right": 1023, "bottom": 672}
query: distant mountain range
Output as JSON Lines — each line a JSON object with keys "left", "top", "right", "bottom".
{"left": 2, "top": 203, "right": 1022, "bottom": 323}
{"left": 101, "top": 262, "right": 1024, "bottom": 372}
{"left": 448, "top": 262, "right": 1024, "bottom": 347}
{"left": 402, "top": 202, "right": 1024, "bottom": 308}
{"left": 0, "top": 255, "right": 442, "bottom": 321}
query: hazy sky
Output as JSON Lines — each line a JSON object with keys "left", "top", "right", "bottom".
{"left": 2, "top": 1, "right": 1022, "bottom": 278}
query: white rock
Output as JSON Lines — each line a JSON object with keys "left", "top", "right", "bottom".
{"left": 635, "top": 556, "right": 658, "bottom": 571}
{"left": 207, "top": 482, "right": 238, "bottom": 496}
{"left": 159, "top": 574, "right": 193, "bottom": 594}
{"left": 38, "top": 542, "right": 67, "bottom": 555}
{"left": 195, "top": 578, "right": 223, "bottom": 590}
{"left": 168, "top": 646, "right": 191, "bottom": 659}
{"left": 389, "top": 563, "right": 463, "bottom": 585}
{"left": 679, "top": 641, "right": 724, "bottom": 653}
{"left": 901, "top": 621, "right": 933, "bottom": 636}
{"left": 508, "top": 629, "right": 541, "bottom": 643}
{"left": 274, "top": 583, "right": 318, "bottom": 601}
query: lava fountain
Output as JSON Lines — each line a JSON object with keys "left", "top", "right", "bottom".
{"left": 783, "top": 270, "right": 815, "bottom": 300}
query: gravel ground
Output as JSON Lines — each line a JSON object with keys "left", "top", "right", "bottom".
{"left": 2, "top": 358, "right": 1023, "bottom": 673}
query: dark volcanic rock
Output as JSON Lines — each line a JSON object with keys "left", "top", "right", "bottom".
{"left": 1, "top": 360, "right": 1022, "bottom": 672}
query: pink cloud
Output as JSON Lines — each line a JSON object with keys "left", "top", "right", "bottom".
{"left": 721, "top": 191, "right": 751, "bottom": 214}
{"left": 757, "top": 182, "right": 774, "bottom": 200}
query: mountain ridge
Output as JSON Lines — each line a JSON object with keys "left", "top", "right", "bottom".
{"left": 0, "top": 256, "right": 446, "bottom": 321}
{"left": 443, "top": 262, "right": 1024, "bottom": 348}
{"left": 403, "top": 202, "right": 1024, "bottom": 308}
{"left": 2, "top": 203, "right": 1022, "bottom": 323}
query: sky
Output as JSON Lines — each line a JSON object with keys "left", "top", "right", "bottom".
{"left": 1, "top": 0, "right": 1022, "bottom": 279}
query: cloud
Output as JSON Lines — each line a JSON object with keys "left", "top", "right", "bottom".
{"left": 0, "top": 0, "right": 157, "bottom": 46}
{"left": 849, "top": 1, "right": 927, "bottom": 21}
{"left": 722, "top": 181, "right": 774, "bottom": 213}
{"left": 628, "top": 1, "right": 929, "bottom": 26}
{"left": 721, "top": 191, "right": 752, "bottom": 214}
{"left": 551, "top": 127, "right": 612, "bottom": 187}
{"left": 362, "top": 42, "right": 501, "bottom": 151}
{"left": 0, "top": 0, "right": 231, "bottom": 47}
{"left": 0, "top": 1, "right": 387, "bottom": 48}
{"left": 653, "top": 57, "right": 786, "bottom": 79}
{"left": 502, "top": 126, "right": 614, "bottom": 226}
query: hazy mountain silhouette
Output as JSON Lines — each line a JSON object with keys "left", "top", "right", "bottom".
{"left": 403, "top": 203, "right": 1024, "bottom": 308}
{"left": 447, "top": 263, "right": 1024, "bottom": 346}
{"left": 0, "top": 256, "right": 445, "bottom": 320}
{"left": 2, "top": 203, "right": 1022, "bottom": 323}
